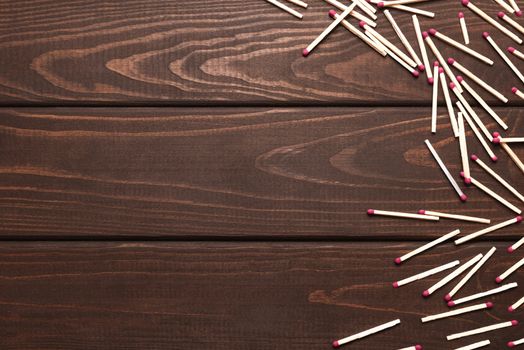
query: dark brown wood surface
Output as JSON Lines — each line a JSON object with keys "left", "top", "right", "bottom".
{"left": 1, "top": 0, "right": 523, "bottom": 105}
{"left": 0, "top": 242, "right": 522, "bottom": 350}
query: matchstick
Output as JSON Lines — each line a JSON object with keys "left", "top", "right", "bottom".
{"left": 285, "top": 0, "right": 308, "bottom": 8}
{"left": 361, "top": 22, "right": 417, "bottom": 67}
{"left": 394, "top": 260, "right": 461, "bottom": 287}
{"left": 452, "top": 90, "right": 492, "bottom": 142}
{"left": 457, "top": 76, "right": 508, "bottom": 130}
{"left": 330, "top": 11, "right": 387, "bottom": 56}
{"left": 413, "top": 15, "right": 433, "bottom": 83}
{"left": 265, "top": 0, "right": 304, "bottom": 18}
{"left": 447, "top": 320, "right": 518, "bottom": 340}
{"left": 419, "top": 210, "right": 490, "bottom": 224}
{"left": 425, "top": 139, "right": 467, "bottom": 201}
{"left": 500, "top": 142, "right": 524, "bottom": 174}
{"left": 394, "top": 229, "right": 460, "bottom": 265}
{"left": 431, "top": 64, "right": 440, "bottom": 133}
{"left": 496, "top": 257, "right": 524, "bottom": 283}
{"left": 324, "top": 0, "right": 377, "bottom": 27}
{"left": 429, "top": 29, "right": 493, "bottom": 65}
{"left": 455, "top": 216, "right": 522, "bottom": 245}
{"left": 462, "top": 0, "right": 523, "bottom": 44}
{"left": 508, "top": 0, "right": 522, "bottom": 15}
{"left": 459, "top": 12, "right": 470, "bottom": 44}
{"left": 448, "top": 282, "right": 518, "bottom": 306}
{"left": 448, "top": 58, "right": 508, "bottom": 103}
{"left": 377, "top": 3, "right": 435, "bottom": 17}
{"left": 332, "top": 319, "right": 401, "bottom": 348}
{"left": 494, "top": 0, "right": 516, "bottom": 13}
{"left": 424, "top": 33, "right": 462, "bottom": 91}
{"left": 379, "top": 0, "right": 430, "bottom": 5}
{"left": 471, "top": 155, "right": 524, "bottom": 202}
{"left": 509, "top": 295, "right": 524, "bottom": 312}
{"left": 508, "top": 47, "right": 524, "bottom": 61}
{"left": 397, "top": 346, "right": 422, "bottom": 350}
{"left": 445, "top": 247, "right": 497, "bottom": 301}
{"left": 508, "top": 338, "right": 524, "bottom": 347}
{"left": 462, "top": 174, "right": 522, "bottom": 214}
{"left": 508, "top": 237, "right": 524, "bottom": 252}
{"left": 367, "top": 209, "right": 439, "bottom": 221}
{"left": 423, "top": 254, "right": 483, "bottom": 297}
{"left": 384, "top": 10, "right": 424, "bottom": 71}
{"left": 499, "top": 12, "right": 524, "bottom": 34}
{"left": 484, "top": 32, "right": 524, "bottom": 84}
{"left": 457, "top": 102, "right": 497, "bottom": 161}
{"left": 303, "top": 3, "right": 356, "bottom": 57}
{"left": 457, "top": 112, "right": 471, "bottom": 183}
{"left": 454, "top": 340, "right": 490, "bottom": 350}
{"left": 494, "top": 136, "right": 524, "bottom": 143}
{"left": 514, "top": 87, "right": 524, "bottom": 99}
{"left": 440, "top": 70, "right": 459, "bottom": 136}
{"left": 422, "top": 302, "right": 493, "bottom": 323}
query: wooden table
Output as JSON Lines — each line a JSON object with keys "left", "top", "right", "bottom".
{"left": 0, "top": 1, "right": 523, "bottom": 349}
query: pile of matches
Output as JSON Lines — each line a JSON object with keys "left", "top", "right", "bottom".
{"left": 262, "top": 0, "right": 524, "bottom": 348}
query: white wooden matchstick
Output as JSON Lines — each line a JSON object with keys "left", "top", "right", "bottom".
{"left": 514, "top": 87, "right": 524, "bottom": 99}
{"left": 394, "top": 230, "right": 460, "bottom": 265}
{"left": 448, "top": 282, "right": 518, "bottom": 306}
{"left": 324, "top": 0, "right": 377, "bottom": 27}
{"left": 508, "top": 237, "right": 524, "bottom": 253}
{"left": 500, "top": 142, "right": 524, "bottom": 174}
{"left": 447, "top": 320, "right": 518, "bottom": 340}
{"left": 508, "top": 338, "right": 524, "bottom": 347}
{"left": 332, "top": 319, "right": 401, "bottom": 348}
{"left": 471, "top": 154, "right": 524, "bottom": 202}
{"left": 494, "top": 0, "right": 516, "bottom": 13}
{"left": 509, "top": 295, "right": 524, "bottom": 312}
{"left": 330, "top": 11, "right": 386, "bottom": 56}
{"left": 459, "top": 12, "right": 470, "bottom": 44}
{"left": 413, "top": 15, "right": 432, "bottom": 84}
{"left": 422, "top": 302, "right": 493, "bottom": 323}
{"left": 462, "top": 0, "right": 523, "bottom": 43}
{"left": 303, "top": 3, "right": 356, "bottom": 57}
{"left": 394, "top": 260, "right": 461, "bottom": 288}
{"left": 431, "top": 64, "right": 440, "bottom": 133}
{"left": 429, "top": 29, "right": 493, "bottom": 65}
{"left": 448, "top": 58, "right": 508, "bottom": 103}
{"left": 425, "top": 139, "right": 467, "bottom": 201}
{"left": 452, "top": 93, "right": 492, "bottom": 142}
{"left": 494, "top": 136, "right": 524, "bottom": 143}
{"left": 508, "top": 47, "right": 524, "bottom": 61}
{"left": 423, "top": 254, "right": 483, "bottom": 297}
{"left": 397, "top": 346, "right": 422, "bottom": 350}
{"left": 379, "top": 0, "right": 430, "bottom": 5}
{"left": 440, "top": 70, "right": 459, "bottom": 136}
{"left": 454, "top": 340, "right": 491, "bottom": 350}
{"left": 499, "top": 12, "right": 524, "bottom": 34}
{"left": 484, "top": 32, "right": 524, "bottom": 84}
{"left": 445, "top": 247, "right": 496, "bottom": 301}
{"left": 367, "top": 209, "right": 439, "bottom": 221}
{"left": 384, "top": 9, "right": 424, "bottom": 71}
{"left": 378, "top": 2, "right": 435, "bottom": 17}
{"left": 419, "top": 210, "right": 490, "bottom": 224}
{"left": 457, "top": 103, "right": 497, "bottom": 161}
{"left": 285, "top": 0, "right": 308, "bottom": 8}
{"left": 457, "top": 76, "right": 508, "bottom": 130}
{"left": 265, "top": 0, "right": 304, "bottom": 18}
{"left": 457, "top": 112, "right": 471, "bottom": 183}
{"left": 461, "top": 174, "right": 522, "bottom": 214}
{"left": 508, "top": 0, "right": 522, "bottom": 15}
{"left": 455, "top": 217, "right": 522, "bottom": 245}
{"left": 424, "top": 32, "right": 462, "bottom": 91}
{"left": 496, "top": 257, "right": 524, "bottom": 283}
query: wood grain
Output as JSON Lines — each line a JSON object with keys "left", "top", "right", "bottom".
{"left": 1, "top": 107, "right": 523, "bottom": 238}
{"left": 0, "top": 242, "right": 521, "bottom": 350}
{"left": 1, "top": 0, "right": 523, "bottom": 105}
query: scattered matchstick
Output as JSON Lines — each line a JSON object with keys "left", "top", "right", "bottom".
{"left": 459, "top": 12, "right": 470, "bottom": 44}
{"left": 413, "top": 15, "right": 433, "bottom": 83}
{"left": 448, "top": 282, "right": 518, "bottom": 307}
{"left": 454, "top": 216, "right": 523, "bottom": 245}
{"left": 448, "top": 58, "right": 508, "bottom": 103}
{"left": 508, "top": 236, "right": 524, "bottom": 253}
{"left": 484, "top": 32, "right": 524, "bottom": 84}
{"left": 367, "top": 209, "right": 439, "bottom": 221}
{"left": 447, "top": 320, "right": 518, "bottom": 340}
{"left": 378, "top": 0, "right": 431, "bottom": 5}
{"left": 384, "top": 9, "right": 424, "bottom": 71}
{"left": 397, "top": 346, "right": 423, "bottom": 350}
{"left": 498, "top": 12, "right": 524, "bottom": 35}
{"left": 495, "top": 257, "right": 524, "bottom": 283}
{"left": 394, "top": 260, "right": 461, "bottom": 287}
{"left": 461, "top": 173, "right": 522, "bottom": 214}
{"left": 361, "top": 22, "right": 417, "bottom": 67}
{"left": 471, "top": 154, "right": 524, "bottom": 202}
{"left": 508, "top": 338, "right": 524, "bottom": 348}
{"left": 265, "top": 0, "right": 304, "bottom": 18}
{"left": 431, "top": 64, "right": 440, "bottom": 133}
{"left": 423, "top": 254, "right": 483, "bottom": 298}
{"left": 462, "top": 0, "right": 523, "bottom": 43}
{"left": 394, "top": 229, "right": 460, "bottom": 265}
{"left": 454, "top": 340, "right": 491, "bottom": 350}
{"left": 508, "top": 47, "right": 524, "bottom": 61}
{"left": 421, "top": 302, "right": 493, "bottom": 323}
{"left": 494, "top": 0, "right": 516, "bottom": 13}
{"left": 378, "top": 2, "right": 435, "bottom": 17}
{"left": 425, "top": 139, "right": 467, "bottom": 201}
{"left": 285, "top": 0, "right": 308, "bottom": 8}
{"left": 457, "top": 112, "right": 471, "bottom": 183}
{"left": 457, "top": 102, "right": 498, "bottom": 161}
{"left": 508, "top": 0, "right": 522, "bottom": 15}
{"left": 509, "top": 295, "right": 524, "bottom": 312}
{"left": 445, "top": 247, "right": 497, "bottom": 301}
{"left": 332, "top": 319, "right": 401, "bottom": 348}
{"left": 303, "top": 3, "right": 356, "bottom": 57}
{"left": 424, "top": 32, "right": 462, "bottom": 91}
{"left": 419, "top": 210, "right": 490, "bottom": 224}
{"left": 514, "top": 87, "right": 524, "bottom": 99}
{"left": 429, "top": 29, "right": 493, "bottom": 65}
{"left": 440, "top": 69, "right": 459, "bottom": 136}
{"left": 493, "top": 136, "right": 524, "bottom": 143}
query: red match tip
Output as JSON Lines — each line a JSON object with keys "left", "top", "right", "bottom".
{"left": 509, "top": 341, "right": 516, "bottom": 347}
{"left": 516, "top": 215, "right": 523, "bottom": 222}
{"left": 491, "top": 155, "right": 498, "bottom": 162}
{"left": 422, "top": 31, "right": 429, "bottom": 39}
{"left": 418, "top": 64, "right": 425, "bottom": 72}
{"left": 444, "top": 294, "right": 452, "bottom": 301}
{"left": 418, "top": 210, "right": 426, "bottom": 215}
{"left": 511, "top": 320, "right": 519, "bottom": 326}
{"left": 422, "top": 290, "right": 430, "bottom": 298}
{"left": 415, "top": 346, "right": 422, "bottom": 350}
{"left": 429, "top": 28, "right": 437, "bottom": 36}
{"left": 302, "top": 48, "right": 310, "bottom": 57}
{"left": 486, "top": 302, "right": 494, "bottom": 309}
{"left": 393, "top": 281, "right": 399, "bottom": 288}
{"left": 483, "top": 32, "right": 490, "bottom": 39}
{"left": 458, "top": 12, "right": 464, "bottom": 18}
{"left": 508, "top": 246, "right": 514, "bottom": 253}
{"left": 438, "top": 67, "right": 444, "bottom": 74}
{"left": 493, "top": 137, "right": 501, "bottom": 144}
{"left": 448, "top": 300, "right": 455, "bottom": 307}
{"left": 448, "top": 58, "right": 455, "bottom": 65}
{"left": 332, "top": 340, "right": 340, "bottom": 348}
{"left": 428, "top": 77, "right": 434, "bottom": 85}
{"left": 456, "top": 75, "right": 463, "bottom": 82}
{"left": 329, "top": 9, "right": 336, "bottom": 18}
{"left": 471, "top": 154, "right": 478, "bottom": 161}
{"left": 395, "top": 257, "right": 402, "bottom": 265}
{"left": 509, "top": 47, "right": 516, "bottom": 53}
{"left": 412, "top": 70, "right": 420, "bottom": 78}
{"left": 359, "top": 21, "right": 366, "bottom": 28}
{"left": 498, "top": 12, "right": 506, "bottom": 18}
{"left": 460, "top": 194, "right": 467, "bottom": 202}
{"left": 460, "top": 171, "right": 465, "bottom": 178}
{"left": 367, "top": 209, "right": 375, "bottom": 215}
{"left": 512, "top": 87, "right": 518, "bottom": 93}
{"left": 509, "top": 306, "right": 514, "bottom": 312}
{"left": 496, "top": 276, "right": 503, "bottom": 283}
{"left": 464, "top": 177, "right": 471, "bottom": 185}
{"left": 493, "top": 131, "right": 501, "bottom": 138}
{"left": 377, "top": 2, "right": 385, "bottom": 8}
{"left": 461, "top": 0, "right": 469, "bottom": 5}
{"left": 449, "top": 82, "right": 456, "bottom": 89}
{"left": 517, "top": 10, "right": 523, "bottom": 17}
{"left": 434, "top": 60, "right": 439, "bottom": 67}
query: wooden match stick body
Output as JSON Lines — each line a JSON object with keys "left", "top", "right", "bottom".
{"left": 421, "top": 302, "right": 492, "bottom": 323}
{"left": 494, "top": 0, "right": 515, "bottom": 13}
{"left": 419, "top": 210, "right": 489, "bottom": 224}
{"left": 381, "top": 3, "right": 435, "bottom": 17}
{"left": 508, "top": 0, "right": 521, "bottom": 13}
{"left": 509, "top": 295, "right": 524, "bottom": 312}
{"left": 455, "top": 217, "right": 522, "bottom": 245}
{"left": 430, "top": 29, "right": 493, "bottom": 65}
{"left": 454, "top": 340, "right": 490, "bottom": 350}
{"left": 484, "top": 32, "right": 524, "bottom": 84}
{"left": 440, "top": 71, "right": 459, "bottom": 136}
{"left": 431, "top": 65, "right": 440, "bottom": 133}
{"left": 472, "top": 155, "right": 524, "bottom": 202}
{"left": 384, "top": 10, "right": 423, "bottom": 70}
{"left": 496, "top": 257, "right": 524, "bottom": 282}
{"left": 495, "top": 136, "right": 524, "bottom": 143}
{"left": 367, "top": 209, "right": 439, "bottom": 221}
{"left": 394, "top": 260, "right": 460, "bottom": 287}
{"left": 447, "top": 320, "right": 518, "bottom": 340}
{"left": 459, "top": 12, "right": 470, "bottom": 44}
{"left": 413, "top": 15, "right": 432, "bottom": 83}
{"left": 448, "top": 282, "right": 518, "bottom": 306}
{"left": 265, "top": 0, "right": 303, "bottom": 18}
{"left": 331, "top": 12, "right": 386, "bottom": 56}
{"left": 332, "top": 319, "right": 401, "bottom": 348}
{"left": 395, "top": 229, "right": 460, "bottom": 265}
{"left": 285, "top": 0, "right": 308, "bottom": 8}
{"left": 457, "top": 103, "right": 497, "bottom": 161}
{"left": 380, "top": 0, "right": 430, "bottom": 5}
{"left": 508, "top": 237, "right": 524, "bottom": 252}
{"left": 457, "top": 112, "right": 470, "bottom": 181}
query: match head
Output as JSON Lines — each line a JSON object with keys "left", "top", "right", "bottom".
{"left": 486, "top": 302, "right": 494, "bottom": 309}
{"left": 496, "top": 276, "right": 503, "bottom": 283}
{"left": 412, "top": 70, "right": 420, "bottom": 78}
{"left": 394, "top": 257, "right": 402, "bottom": 265}
{"left": 302, "top": 48, "right": 310, "bottom": 57}
{"left": 509, "top": 341, "right": 516, "bottom": 347}
{"left": 415, "top": 346, "right": 422, "bottom": 350}
{"left": 329, "top": 9, "right": 336, "bottom": 18}
{"left": 448, "top": 57, "right": 456, "bottom": 65}
{"left": 359, "top": 21, "right": 366, "bottom": 29}
{"left": 517, "top": 215, "right": 523, "bottom": 222}
{"left": 517, "top": 10, "right": 523, "bottom": 17}
{"left": 458, "top": 12, "right": 464, "bottom": 18}
{"left": 429, "top": 28, "right": 437, "bottom": 36}
{"left": 449, "top": 82, "right": 456, "bottom": 90}
{"left": 508, "top": 47, "right": 516, "bottom": 53}
{"left": 418, "top": 210, "right": 426, "bottom": 215}
{"left": 444, "top": 294, "right": 452, "bottom": 301}
{"left": 392, "top": 281, "right": 399, "bottom": 288}
{"left": 492, "top": 137, "right": 501, "bottom": 144}
{"left": 461, "top": 0, "right": 469, "bottom": 6}
{"left": 483, "top": 32, "right": 490, "bottom": 39}
{"left": 428, "top": 77, "right": 434, "bottom": 85}
{"left": 493, "top": 131, "right": 501, "bottom": 138}
{"left": 438, "top": 67, "right": 444, "bottom": 74}
{"left": 367, "top": 209, "right": 375, "bottom": 215}
{"left": 498, "top": 12, "right": 506, "bottom": 19}
{"left": 508, "top": 246, "right": 515, "bottom": 253}
{"left": 511, "top": 320, "right": 519, "bottom": 326}
{"left": 512, "top": 87, "right": 518, "bottom": 93}
{"left": 471, "top": 154, "right": 478, "bottom": 161}
{"left": 456, "top": 75, "right": 463, "bottom": 83}
{"left": 433, "top": 60, "right": 439, "bottom": 67}
{"left": 464, "top": 177, "right": 471, "bottom": 185}
{"left": 418, "top": 64, "right": 425, "bottom": 72}
{"left": 332, "top": 340, "right": 340, "bottom": 348}
{"left": 377, "top": 2, "right": 385, "bottom": 8}
{"left": 447, "top": 300, "right": 455, "bottom": 307}
{"left": 509, "top": 306, "right": 514, "bottom": 312}
{"left": 422, "top": 31, "right": 429, "bottom": 39}
{"left": 460, "top": 194, "right": 468, "bottom": 202}
{"left": 460, "top": 171, "right": 465, "bottom": 178}
{"left": 422, "top": 290, "right": 430, "bottom": 298}
{"left": 491, "top": 155, "right": 498, "bottom": 162}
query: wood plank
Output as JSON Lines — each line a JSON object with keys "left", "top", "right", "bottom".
{"left": 1, "top": 107, "right": 523, "bottom": 238}
{"left": 0, "top": 0, "right": 523, "bottom": 105}
{"left": 0, "top": 242, "right": 521, "bottom": 349}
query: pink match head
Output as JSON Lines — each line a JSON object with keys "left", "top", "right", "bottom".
{"left": 415, "top": 346, "right": 422, "bottom": 350}
{"left": 483, "top": 32, "right": 490, "bottom": 39}
{"left": 456, "top": 75, "right": 463, "bottom": 83}
{"left": 493, "top": 131, "right": 501, "bottom": 138}
{"left": 508, "top": 246, "right": 515, "bottom": 253}
{"left": 471, "top": 154, "right": 478, "bottom": 161}
{"left": 377, "top": 2, "right": 385, "bottom": 8}
{"left": 448, "top": 57, "right": 455, "bottom": 65}
{"left": 422, "top": 290, "right": 430, "bottom": 298}
{"left": 460, "top": 194, "right": 467, "bottom": 202}
{"left": 486, "top": 302, "right": 494, "bottom": 309}
{"left": 359, "top": 20, "right": 366, "bottom": 29}
{"left": 511, "top": 320, "right": 519, "bottom": 326}
{"left": 458, "top": 12, "right": 464, "bottom": 18}
{"left": 438, "top": 67, "right": 444, "bottom": 74}
{"left": 498, "top": 12, "right": 506, "bottom": 19}
{"left": 412, "top": 70, "right": 420, "bottom": 78}
{"left": 460, "top": 171, "right": 465, "bottom": 178}
{"left": 464, "top": 177, "right": 472, "bottom": 185}
{"left": 393, "top": 281, "right": 399, "bottom": 288}
{"left": 491, "top": 155, "right": 498, "bottom": 162}
{"left": 418, "top": 64, "right": 425, "bottom": 72}
{"left": 444, "top": 294, "right": 452, "bottom": 301}
{"left": 496, "top": 276, "right": 503, "bottom": 283}
{"left": 517, "top": 10, "right": 523, "bottom": 17}
{"left": 450, "top": 82, "right": 456, "bottom": 89}
{"left": 517, "top": 215, "right": 523, "bottom": 222}
{"left": 332, "top": 340, "right": 340, "bottom": 348}
{"left": 429, "top": 28, "right": 437, "bottom": 36}
{"left": 428, "top": 77, "right": 434, "bottom": 85}
{"left": 422, "top": 31, "right": 429, "bottom": 39}
{"left": 418, "top": 210, "right": 426, "bottom": 215}
{"left": 512, "top": 87, "right": 518, "bottom": 93}
{"left": 509, "top": 306, "right": 514, "bottom": 312}
{"left": 329, "top": 9, "right": 336, "bottom": 18}
{"left": 461, "top": 0, "right": 469, "bottom": 5}
{"left": 447, "top": 300, "right": 455, "bottom": 307}
{"left": 394, "top": 257, "right": 402, "bottom": 265}
{"left": 302, "top": 48, "right": 310, "bottom": 57}
{"left": 509, "top": 341, "right": 516, "bottom": 348}
{"left": 434, "top": 60, "right": 439, "bottom": 67}
{"left": 509, "top": 47, "right": 516, "bottom": 53}
{"left": 493, "top": 137, "right": 501, "bottom": 144}
{"left": 367, "top": 209, "right": 375, "bottom": 215}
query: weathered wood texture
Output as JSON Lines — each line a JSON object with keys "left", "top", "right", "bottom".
{"left": 0, "top": 242, "right": 521, "bottom": 350}
{"left": 1, "top": 107, "right": 523, "bottom": 239}
{"left": 1, "top": 0, "right": 523, "bottom": 105}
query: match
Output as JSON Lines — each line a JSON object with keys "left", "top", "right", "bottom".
{"left": 508, "top": 47, "right": 524, "bottom": 61}
{"left": 265, "top": 0, "right": 303, "bottom": 19}
{"left": 367, "top": 209, "right": 438, "bottom": 221}
{"left": 419, "top": 210, "right": 489, "bottom": 224}
{"left": 448, "top": 282, "right": 518, "bottom": 307}
{"left": 285, "top": 0, "right": 308, "bottom": 8}
{"left": 508, "top": 0, "right": 522, "bottom": 15}
{"left": 378, "top": 3, "right": 435, "bottom": 17}
{"left": 494, "top": 136, "right": 524, "bottom": 143}
{"left": 429, "top": 28, "right": 493, "bottom": 65}
{"left": 447, "top": 320, "right": 518, "bottom": 340}
{"left": 457, "top": 112, "right": 471, "bottom": 183}
{"left": 384, "top": 10, "right": 424, "bottom": 70}
{"left": 494, "top": 0, "right": 516, "bottom": 13}
{"left": 394, "top": 229, "right": 460, "bottom": 265}
{"left": 324, "top": 0, "right": 377, "bottom": 26}
{"left": 332, "top": 319, "right": 401, "bottom": 348}
{"left": 421, "top": 302, "right": 493, "bottom": 323}
{"left": 431, "top": 63, "right": 440, "bottom": 133}
{"left": 509, "top": 295, "right": 524, "bottom": 312}
{"left": 454, "top": 216, "right": 522, "bottom": 245}
{"left": 413, "top": 15, "right": 432, "bottom": 83}
{"left": 424, "top": 33, "right": 462, "bottom": 91}
{"left": 495, "top": 257, "right": 524, "bottom": 283}
{"left": 461, "top": 174, "right": 522, "bottom": 214}
{"left": 508, "top": 237, "right": 524, "bottom": 253}
{"left": 454, "top": 340, "right": 490, "bottom": 350}
{"left": 397, "top": 346, "right": 423, "bottom": 350}
{"left": 500, "top": 142, "right": 524, "bottom": 174}
{"left": 508, "top": 338, "right": 524, "bottom": 348}
{"left": 440, "top": 69, "right": 459, "bottom": 136}
{"left": 471, "top": 155, "right": 524, "bottom": 202}
{"left": 484, "top": 32, "right": 524, "bottom": 84}
{"left": 459, "top": 12, "right": 470, "bottom": 44}
{"left": 498, "top": 12, "right": 524, "bottom": 35}
{"left": 394, "top": 260, "right": 461, "bottom": 288}
{"left": 514, "top": 87, "right": 524, "bottom": 99}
